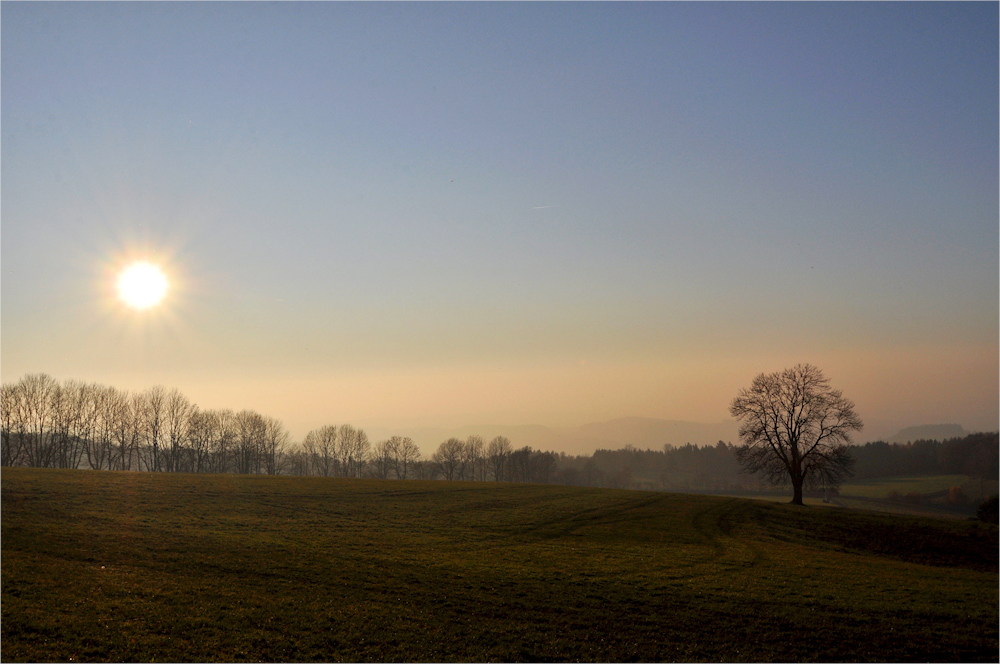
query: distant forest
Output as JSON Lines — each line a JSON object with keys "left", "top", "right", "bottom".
{"left": 3, "top": 374, "right": 997, "bottom": 493}
{"left": 556, "top": 435, "right": 999, "bottom": 493}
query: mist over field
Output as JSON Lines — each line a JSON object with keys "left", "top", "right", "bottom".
{"left": 365, "top": 418, "right": 741, "bottom": 456}
{"left": 369, "top": 419, "right": 984, "bottom": 456}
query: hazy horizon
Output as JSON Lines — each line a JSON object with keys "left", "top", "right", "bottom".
{"left": 3, "top": 3, "right": 997, "bottom": 453}
{"left": 0, "top": 368, "right": 989, "bottom": 456}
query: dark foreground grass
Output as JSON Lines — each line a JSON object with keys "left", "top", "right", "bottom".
{"left": 2, "top": 468, "right": 997, "bottom": 662}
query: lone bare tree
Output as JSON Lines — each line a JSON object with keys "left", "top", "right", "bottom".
{"left": 729, "top": 364, "right": 861, "bottom": 505}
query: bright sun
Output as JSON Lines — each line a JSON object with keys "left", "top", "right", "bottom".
{"left": 117, "top": 261, "right": 168, "bottom": 310}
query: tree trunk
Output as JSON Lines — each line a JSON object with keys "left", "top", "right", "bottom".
{"left": 791, "top": 478, "right": 804, "bottom": 505}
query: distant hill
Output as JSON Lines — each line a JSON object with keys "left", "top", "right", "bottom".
{"left": 576, "top": 417, "right": 739, "bottom": 450}
{"left": 888, "top": 424, "right": 967, "bottom": 443}
{"left": 367, "top": 417, "right": 740, "bottom": 456}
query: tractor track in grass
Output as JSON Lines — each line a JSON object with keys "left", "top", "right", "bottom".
{"left": 687, "top": 497, "right": 770, "bottom": 573}
{"left": 508, "top": 492, "right": 669, "bottom": 539}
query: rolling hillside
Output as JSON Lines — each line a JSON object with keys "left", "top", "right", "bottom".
{"left": 2, "top": 468, "right": 996, "bottom": 662}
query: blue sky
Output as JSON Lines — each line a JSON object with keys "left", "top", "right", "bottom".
{"left": 2, "top": 2, "right": 997, "bottom": 444}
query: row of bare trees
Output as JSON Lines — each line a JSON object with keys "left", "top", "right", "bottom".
{"left": 1, "top": 374, "right": 560, "bottom": 485}
{"left": 2, "top": 374, "right": 288, "bottom": 474}
{"left": 283, "top": 428, "right": 557, "bottom": 484}
{"left": 290, "top": 424, "right": 379, "bottom": 479}
{"left": 430, "top": 436, "right": 557, "bottom": 483}
{"left": 283, "top": 428, "right": 423, "bottom": 480}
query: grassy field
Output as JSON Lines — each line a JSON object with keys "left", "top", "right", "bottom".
{"left": 839, "top": 474, "right": 976, "bottom": 499}
{"left": 713, "top": 474, "right": 998, "bottom": 519}
{"left": 2, "top": 468, "right": 997, "bottom": 662}
{"left": 833, "top": 475, "right": 996, "bottom": 518}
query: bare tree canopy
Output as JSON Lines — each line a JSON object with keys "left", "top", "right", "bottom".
{"left": 730, "top": 364, "right": 862, "bottom": 505}
{"left": 371, "top": 438, "right": 397, "bottom": 480}
{"left": 486, "top": 436, "right": 512, "bottom": 482}
{"left": 392, "top": 436, "right": 420, "bottom": 480}
{"left": 433, "top": 438, "right": 465, "bottom": 481}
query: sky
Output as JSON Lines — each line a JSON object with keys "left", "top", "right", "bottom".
{"left": 2, "top": 2, "right": 997, "bottom": 449}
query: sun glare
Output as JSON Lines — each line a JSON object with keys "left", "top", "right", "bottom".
{"left": 117, "top": 261, "right": 168, "bottom": 310}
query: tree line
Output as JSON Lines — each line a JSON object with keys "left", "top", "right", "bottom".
{"left": 545, "top": 434, "right": 998, "bottom": 493}
{"left": 851, "top": 434, "right": 999, "bottom": 482}
{"left": 3, "top": 373, "right": 996, "bottom": 493}
{"left": 548, "top": 442, "right": 747, "bottom": 492}
{"left": 0, "top": 374, "right": 558, "bottom": 483}
{"left": 1, "top": 374, "right": 288, "bottom": 475}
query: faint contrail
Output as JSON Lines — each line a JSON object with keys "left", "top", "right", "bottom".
{"left": 532, "top": 205, "right": 557, "bottom": 209}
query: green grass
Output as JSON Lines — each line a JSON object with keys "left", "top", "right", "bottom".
{"left": 2, "top": 468, "right": 997, "bottom": 662}
{"left": 834, "top": 475, "right": 997, "bottom": 519}
{"left": 840, "top": 475, "right": 976, "bottom": 500}
{"left": 716, "top": 475, "right": 998, "bottom": 520}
